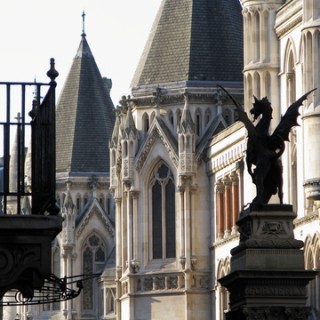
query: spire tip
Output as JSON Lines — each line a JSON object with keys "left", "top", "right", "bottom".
{"left": 82, "top": 11, "right": 86, "bottom": 37}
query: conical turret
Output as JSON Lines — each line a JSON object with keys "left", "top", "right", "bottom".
{"left": 56, "top": 32, "right": 115, "bottom": 174}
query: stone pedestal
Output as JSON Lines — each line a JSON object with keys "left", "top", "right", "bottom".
{"left": 219, "top": 204, "right": 317, "bottom": 320}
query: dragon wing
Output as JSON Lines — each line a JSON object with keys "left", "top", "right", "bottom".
{"left": 272, "top": 88, "right": 317, "bottom": 141}
{"left": 218, "top": 85, "right": 257, "bottom": 139}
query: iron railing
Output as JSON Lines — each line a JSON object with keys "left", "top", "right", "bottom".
{"left": 0, "top": 58, "right": 59, "bottom": 215}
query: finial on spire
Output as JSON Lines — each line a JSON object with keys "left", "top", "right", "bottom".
{"left": 82, "top": 11, "right": 86, "bottom": 37}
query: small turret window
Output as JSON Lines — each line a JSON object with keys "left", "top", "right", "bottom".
{"left": 143, "top": 112, "right": 149, "bottom": 133}
{"left": 195, "top": 109, "right": 201, "bottom": 136}
{"left": 176, "top": 109, "right": 182, "bottom": 128}
{"left": 168, "top": 110, "right": 174, "bottom": 126}
{"left": 123, "top": 141, "right": 128, "bottom": 157}
{"left": 205, "top": 108, "right": 211, "bottom": 126}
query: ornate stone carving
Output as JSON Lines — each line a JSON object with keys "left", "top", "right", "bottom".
{"left": 136, "top": 126, "right": 178, "bottom": 171}
{"left": 143, "top": 277, "right": 153, "bottom": 291}
{"left": 0, "top": 215, "right": 62, "bottom": 299}
{"left": 76, "top": 205, "right": 114, "bottom": 239}
{"left": 219, "top": 206, "right": 317, "bottom": 320}
{"left": 261, "top": 221, "right": 285, "bottom": 235}
{"left": 244, "top": 285, "right": 304, "bottom": 297}
{"left": 154, "top": 276, "right": 165, "bottom": 290}
{"left": 134, "top": 273, "right": 185, "bottom": 292}
{"left": 167, "top": 276, "right": 178, "bottom": 289}
{"left": 239, "top": 306, "right": 312, "bottom": 320}
{"left": 285, "top": 307, "right": 312, "bottom": 319}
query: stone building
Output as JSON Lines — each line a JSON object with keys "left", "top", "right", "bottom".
{"left": 216, "top": 0, "right": 320, "bottom": 319}
{"left": 111, "top": 0, "right": 320, "bottom": 319}
{"left": 16, "top": 30, "right": 117, "bottom": 320}
{"left": 110, "top": 0, "right": 243, "bottom": 319}
{"left": 7, "top": 0, "right": 320, "bottom": 318}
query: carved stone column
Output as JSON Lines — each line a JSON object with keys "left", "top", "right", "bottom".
{"left": 219, "top": 205, "right": 316, "bottom": 320}
{"left": 224, "top": 177, "right": 232, "bottom": 237}
{"left": 178, "top": 186, "right": 186, "bottom": 269}
{"left": 131, "top": 190, "right": 140, "bottom": 273}
{"left": 231, "top": 172, "right": 239, "bottom": 234}
{"left": 184, "top": 178, "right": 192, "bottom": 271}
{"left": 216, "top": 181, "right": 225, "bottom": 240}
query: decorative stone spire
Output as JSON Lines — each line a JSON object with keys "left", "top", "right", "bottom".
{"left": 178, "top": 92, "right": 195, "bottom": 134}
{"left": 61, "top": 181, "right": 76, "bottom": 246}
{"left": 120, "top": 98, "right": 138, "bottom": 184}
{"left": 178, "top": 93, "right": 195, "bottom": 177}
{"left": 110, "top": 111, "right": 120, "bottom": 148}
{"left": 63, "top": 181, "right": 75, "bottom": 212}
{"left": 123, "top": 99, "right": 137, "bottom": 139}
{"left": 110, "top": 113, "right": 121, "bottom": 190}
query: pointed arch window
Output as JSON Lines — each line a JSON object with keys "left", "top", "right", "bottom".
{"left": 143, "top": 112, "right": 149, "bottom": 133}
{"left": 82, "top": 234, "right": 106, "bottom": 312}
{"left": 105, "top": 288, "right": 116, "bottom": 316}
{"left": 83, "top": 193, "right": 89, "bottom": 207}
{"left": 217, "top": 258, "right": 230, "bottom": 319}
{"left": 76, "top": 193, "right": 81, "bottom": 213}
{"left": 204, "top": 108, "right": 211, "bottom": 127}
{"left": 195, "top": 109, "right": 202, "bottom": 136}
{"left": 168, "top": 110, "right": 174, "bottom": 127}
{"left": 150, "top": 163, "right": 176, "bottom": 259}
{"left": 150, "top": 111, "right": 156, "bottom": 124}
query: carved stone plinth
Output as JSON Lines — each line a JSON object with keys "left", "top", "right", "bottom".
{"left": 0, "top": 215, "right": 62, "bottom": 299}
{"left": 219, "top": 205, "right": 317, "bottom": 320}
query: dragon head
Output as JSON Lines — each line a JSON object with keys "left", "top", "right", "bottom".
{"left": 250, "top": 96, "right": 272, "bottom": 121}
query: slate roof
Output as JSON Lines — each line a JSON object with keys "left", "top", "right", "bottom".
{"left": 131, "top": 0, "right": 243, "bottom": 88}
{"left": 56, "top": 34, "right": 115, "bottom": 174}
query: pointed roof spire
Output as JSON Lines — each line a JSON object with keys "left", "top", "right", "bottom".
{"left": 131, "top": 0, "right": 243, "bottom": 88}
{"left": 56, "top": 28, "right": 115, "bottom": 174}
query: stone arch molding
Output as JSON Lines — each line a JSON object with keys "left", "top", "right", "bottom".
{"left": 283, "top": 37, "right": 298, "bottom": 73}
{"left": 217, "top": 257, "right": 231, "bottom": 279}
{"left": 76, "top": 199, "right": 115, "bottom": 240}
{"left": 135, "top": 117, "right": 178, "bottom": 172}
{"left": 304, "top": 232, "right": 320, "bottom": 269}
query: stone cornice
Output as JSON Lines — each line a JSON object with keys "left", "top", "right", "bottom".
{"left": 294, "top": 212, "right": 319, "bottom": 227}
{"left": 131, "top": 81, "right": 243, "bottom": 107}
{"left": 275, "top": 0, "right": 302, "bottom": 38}
{"left": 212, "top": 233, "right": 239, "bottom": 249}
{"left": 243, "top": 62, "right": 280, "bottom": 73}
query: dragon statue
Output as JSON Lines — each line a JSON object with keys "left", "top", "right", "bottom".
{"left": 218, "top": 85, "right": 316, "bottom": 206}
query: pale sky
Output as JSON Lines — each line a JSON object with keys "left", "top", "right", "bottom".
{"left": 0, "top": 0, "right": 160, "bottom": 105}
